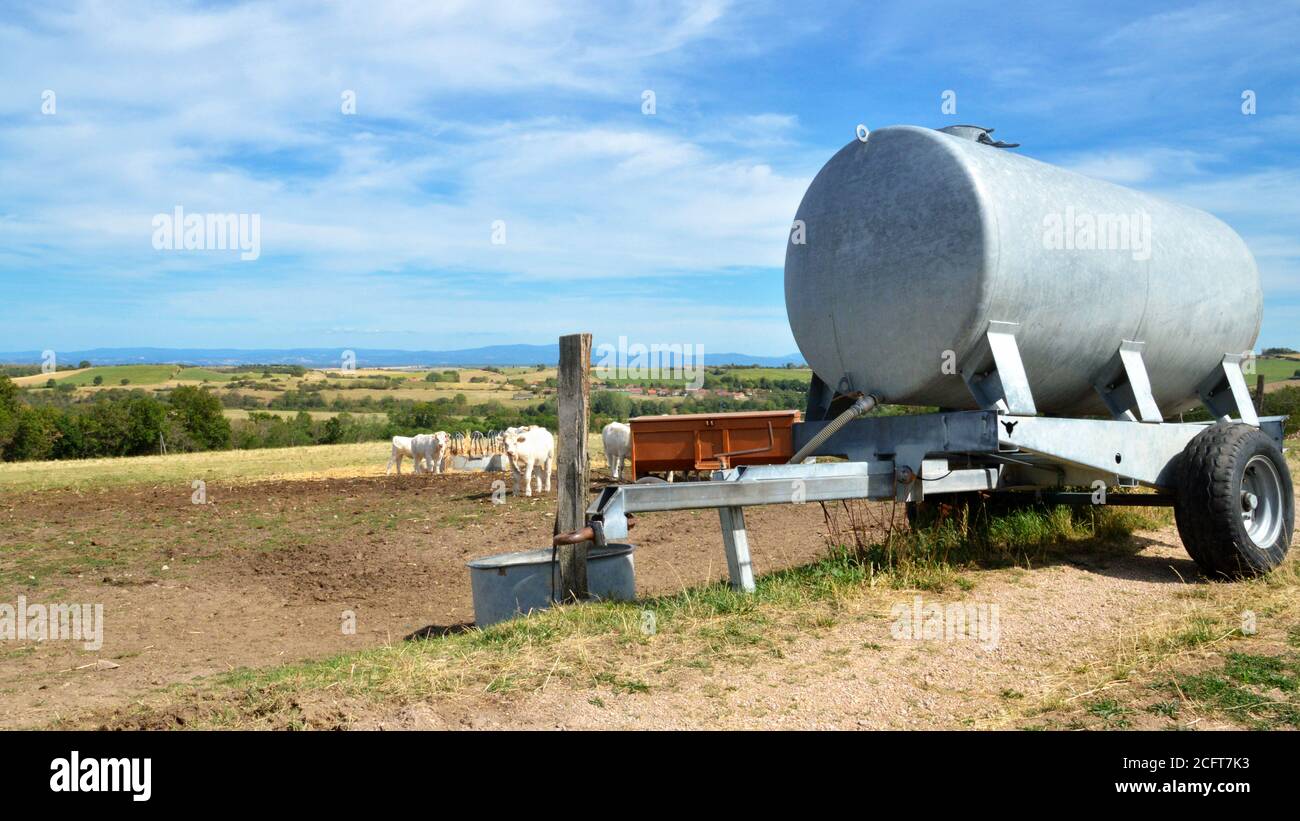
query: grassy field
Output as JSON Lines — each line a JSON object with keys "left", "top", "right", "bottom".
{"left": 220, "top": 408, "right": 387, "bottom": 421}
{"left": 594, "top": 366, "right": 811, "bottom": 386}
{"left": 14, "top": 364, "right": 179, "bottom": 387}
{"left": 0, "top": 432, "right": 611, "bottom": 492}
{"left": 717, "top": 367, "right": 811, "bottom": 383}
{"left": 1253, "top": 357, "right": 1300, "bottom": 383}
{"left": 8, "top": 361, "right": 814, "bottom": 407}
{"left": 0, "top": 441, "right": 392, "bottom": 492}
{"left": 8, "top": 362, "right": 557, "bottom": 409}
{"left": 174, "top": 367, "right": 240, "bottom": 382}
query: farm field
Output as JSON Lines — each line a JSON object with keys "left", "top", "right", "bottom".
{"left": 0, "top": 435, "right": 609, "bottom": 493}
{"left": 221, "top": 408, "right": 387, "bottom": 422}
{"left": 0, "top": 443, "right": 1295, "bottom": 730}
{"left": 714, "top": 366, "right": 812, "bottom": 383}
{"left": 173, "top": 367, "right": 240, "bottom": 382}
{"left": 595, "top": 366, "right": 812, "bottom": 386}
{"left": 7, "top": 362, "right": 559, "bottom": 409}
{"left": 13, "top": 364, "right": 179, "bottom": 387}
{"left": 1252, "top": 356, "right": 1300, "bottom": 383}
{"left": 0, "top": 441, "right": 394, "bottom": 492}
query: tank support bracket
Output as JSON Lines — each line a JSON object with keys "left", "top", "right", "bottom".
{"left": 1197, "top": 353, "right": 1259, "bottom": 427}
{"left": 1094, "top": 341, "right": 1162, "bottom": 422}
{"left": 960, "top": 321, "right": 1038, "bottom": 416}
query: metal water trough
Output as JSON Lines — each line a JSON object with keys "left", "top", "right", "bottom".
{"left": 467, "top": 543, "right": 636, "bottom": 627}
{"left": 452, "top": 453, "right": 508, "bottom": 472}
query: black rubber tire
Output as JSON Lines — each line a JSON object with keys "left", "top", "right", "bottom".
{"left": 1174, "top": 422, "right": 1294, "bottom": 578}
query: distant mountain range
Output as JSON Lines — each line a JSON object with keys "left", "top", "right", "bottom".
{"left": 0, "top": 345, "right": 806, "bottom": 368}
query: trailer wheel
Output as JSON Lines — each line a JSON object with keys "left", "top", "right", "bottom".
{"left": 1174, "top": 423, "right": 1294, "bottom": 578}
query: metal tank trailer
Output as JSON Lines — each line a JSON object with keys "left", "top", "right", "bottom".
{"left": 559, "top": 124, "right": 1294, "bottom": 588}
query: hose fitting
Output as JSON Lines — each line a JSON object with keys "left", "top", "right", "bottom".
{"left": 789, "top": 393, "right": 880, "bottom": 464}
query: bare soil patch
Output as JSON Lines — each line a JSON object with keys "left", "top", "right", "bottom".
{"left": 0, "top": 473, "right": 827, "bottom": 728}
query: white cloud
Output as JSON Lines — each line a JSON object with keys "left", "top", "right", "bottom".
{"left": 1058, "top": 148, "right": 1216, "bottom": 185}
{"left": 0, "top": 1, "right": 812, "bottom": 283}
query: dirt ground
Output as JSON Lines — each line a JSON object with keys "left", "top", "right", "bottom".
{"left": 2, "top": 470, "right": 1296, "bottom": 730}
{"left": 417, "top": 527, "right": 1206, "bottom": 730}
{"left": 0, "top": 473, "right": 830, "bottom": 728}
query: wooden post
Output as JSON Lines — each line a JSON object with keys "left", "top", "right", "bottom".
{"left": 1255, "top": 373, "right": 1266, "bottom": 413}
{"left": 555, "top": 333, "right": 592, "bottom": 602}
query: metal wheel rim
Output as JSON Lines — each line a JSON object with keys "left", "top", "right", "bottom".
{"left": 1241, "top": 455, "right": 1284, "bottom": 550}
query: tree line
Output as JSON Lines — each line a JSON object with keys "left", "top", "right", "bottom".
{"left": 7, "top": 372, "right": 1289, "bottom": 464}
{"left": 0, "top": 379, "right": 232, "bottom": 461}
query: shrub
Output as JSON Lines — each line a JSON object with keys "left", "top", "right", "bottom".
{"left": 1263, "top": 386, "right": 1300, "bottom": 436}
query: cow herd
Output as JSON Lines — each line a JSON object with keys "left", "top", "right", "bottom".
{"left": 384, "top": 420, "right": 633, "bottom": 498}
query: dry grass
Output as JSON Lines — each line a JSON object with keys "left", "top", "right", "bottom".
{"left": 0, "top": 441, "right": 394, "bottom": 492}
{"left": 1010, "top": 556, "right": 1300, "bottom": 729}
{"left": 0, "top": 430, "right": 611, "bottom": 493}
{"left": 220, "top": 409, "right": 388, "bottom": 421}
{"left": 11, "top": 364, "right": 549, "bottom": 409}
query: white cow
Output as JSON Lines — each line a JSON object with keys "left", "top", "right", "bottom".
{"left": 412, "top": 431, "right": 451, "bottom": 474}
{"left": 495, "top": 425, "right": 525, "bottom": 453}
{"left": 602, "top": 421, "right": 631, "bottom": 480}
{"left": 385, "top": 435, "right": 418, "bottom": 475}
{"left": 504, "top": 426, "right": 554, "bottom": 497}
{"left": 490, "top": 425, "right": 531, "bottom": 485}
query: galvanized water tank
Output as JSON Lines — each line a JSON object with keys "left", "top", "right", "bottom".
{"left": 784, "top": 125, "right": 1262, "bottom": 416}
{"left": 466, "top": 543, "right": 636, "bottom": 627}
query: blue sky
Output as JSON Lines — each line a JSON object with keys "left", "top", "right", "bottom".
{"left": 0, "top": 0, "right": 1297, "bottom": 355}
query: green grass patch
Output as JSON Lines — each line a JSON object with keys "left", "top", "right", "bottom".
{"left": 1252, "top": 357, "right": 1300, "bottom": 383}
{"left": 0, "top": 440, "right": 391, "bottom": 491}
{"left": 1085, "top": 698, "right": 1133, "bottom": 727}
{"left": 174, "top": 367, "right": 239, "bottom": 382}
{"left": 55, "top": 365, "right": 179, "bottom": 386}
{"left": 1172, "top": 652, "right": 1300, "bottom": 729}
{"left": 838, "top": 500, "right": 1162, "bottom": 591}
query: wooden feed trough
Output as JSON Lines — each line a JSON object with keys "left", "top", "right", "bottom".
{"left": 627, "top": 410, "right": 801, "bottom": 479}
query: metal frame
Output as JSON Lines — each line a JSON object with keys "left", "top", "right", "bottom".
{"left": 583, "top": 352, "right": 1282, "bottom": 593}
